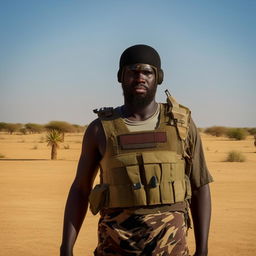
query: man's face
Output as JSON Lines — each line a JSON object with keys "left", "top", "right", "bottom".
{"left": 121, "top": 64, "right": 157, "bottom": 107}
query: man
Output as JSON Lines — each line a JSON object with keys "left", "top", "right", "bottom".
{"left": 60, "top": 44, "right": 213, "bottom": 256}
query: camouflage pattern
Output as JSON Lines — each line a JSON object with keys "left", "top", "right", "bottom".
{"left": 94, "top": 209, "right": 189, "bottom": 256}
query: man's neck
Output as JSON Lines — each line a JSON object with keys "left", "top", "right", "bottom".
{"left": 121, "top": 101, "right": 158, "bottom": 121}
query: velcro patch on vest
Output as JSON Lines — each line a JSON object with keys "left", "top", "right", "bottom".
{"left": 118, "top": 132, "right": 167, "bottom": 149}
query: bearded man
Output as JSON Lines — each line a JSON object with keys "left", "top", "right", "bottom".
{"left": 60, "top": 44, "right": 213, "bottom": 256}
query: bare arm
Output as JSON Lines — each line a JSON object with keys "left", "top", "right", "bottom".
{"left": 191, "top": 184, "right": 211, "bottom": 256}
{"left": 60, "top": 119, "right": 103, "bottom": 256}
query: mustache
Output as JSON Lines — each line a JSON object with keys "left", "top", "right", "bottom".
{"left": 133, "top": 83, "right": 149, "bottom": 89}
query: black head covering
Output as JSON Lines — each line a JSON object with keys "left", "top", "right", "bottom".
{"left": 119, "top": 44, "right": 161, "bottom": 70}
{"left": 118, "top": 44, "right": 164, "bottom": 84}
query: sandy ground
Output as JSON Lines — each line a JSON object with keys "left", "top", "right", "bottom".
{"left": 0, "top": 132, "right": 256, "bottom": 255}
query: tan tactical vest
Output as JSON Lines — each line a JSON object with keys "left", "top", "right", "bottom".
{"left": 89, "top": 92, "right": 192, "bottom": 215}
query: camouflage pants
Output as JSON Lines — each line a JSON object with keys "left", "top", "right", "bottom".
{"left": 94, "top": 209, "right": 189, "bottom": 256}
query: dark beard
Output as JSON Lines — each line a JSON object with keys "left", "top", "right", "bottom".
{"left": 122, "top": 85, "right": 157, "bottom": 108}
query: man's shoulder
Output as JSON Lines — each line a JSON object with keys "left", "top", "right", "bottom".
{"left": 86, "top": 118, "right": 103, "bottom": 137}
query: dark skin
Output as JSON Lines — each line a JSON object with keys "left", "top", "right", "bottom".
{"left": 60, "top": 65, "right": 211, "bottom": 256}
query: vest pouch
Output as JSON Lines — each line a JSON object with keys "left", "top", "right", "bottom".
{"left": 160, "top": 163, "right": 175, "bottom": 204}
{"left": 142, "top": 151, "right": 177, "bottom": 205}
{"left": 173, "top": 180, "right": 186, "bottom": 202}
{"left": 144, "top": 164, "right": 161, "bottom": 205}
{"left": 126, "top": 165, "right": 147, "bottom": 206}
{"left": 89, "top": 184, "right": 109, "bottom": 215}
{"left": 185, "top": 175, "right": 192, "bottom": 199}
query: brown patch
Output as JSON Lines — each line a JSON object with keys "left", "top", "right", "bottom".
{"left": 118, "top": 132, "right": 167, "bottom": 149}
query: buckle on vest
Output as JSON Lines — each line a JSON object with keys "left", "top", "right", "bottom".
{"left": 149, "top": 176, "right": 158, "bottom": 188}
{"left": 132, "top": 182, "right": 142, "bottom": 190}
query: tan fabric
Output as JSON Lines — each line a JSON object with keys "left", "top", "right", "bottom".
{"left": 122, "top": 104, "right": 213, "bottom": 190}
{"left": 91, "top": 102, "right": 213, "bottom": 214}
{"left": 123, "top": 103, "right": 160, "bottom": 131}
{"left": 96, "top": 104, "right": 191, "bottom": 210}
{"left": 185, "top": 118, "right": 213, "bottom": 190}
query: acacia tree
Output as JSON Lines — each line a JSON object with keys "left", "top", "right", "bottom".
{"left": 45, "top": 121, "right": 75, "bottom": 141}
{"left": 46, "top": 129, "right": 64, "bottom": 160}
{"left": 5, "top": 123, "right": 22, "bottom": 134}
{"left": 25, "top": 123, "right": 44, "bottom": 133}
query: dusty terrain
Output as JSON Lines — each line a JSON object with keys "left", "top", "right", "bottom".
{"left": 0, "top": 132, "right": 256, "bottom": 255}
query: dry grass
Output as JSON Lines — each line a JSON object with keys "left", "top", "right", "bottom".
{"left": 226, "top": 150, "right": 246, "bottom": 162}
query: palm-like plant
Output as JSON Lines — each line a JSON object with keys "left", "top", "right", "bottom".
{"left": 46, "top": 129, "right": 64, "bottom": 160}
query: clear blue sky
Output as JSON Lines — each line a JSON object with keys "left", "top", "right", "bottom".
{"left": 1, "top": 0, "right": 255, "bottom": 127}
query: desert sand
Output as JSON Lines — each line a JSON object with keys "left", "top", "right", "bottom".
{"left": 0, "top": 132, "right": 256, "bottom": 256}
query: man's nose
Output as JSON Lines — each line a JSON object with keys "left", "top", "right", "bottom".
{"left": 135, "top": 72, "right": 145, "bottom": 82}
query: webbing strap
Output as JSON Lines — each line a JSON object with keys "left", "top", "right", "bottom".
{"left": 165, "top": 90, "right": 191, "bottom": 141}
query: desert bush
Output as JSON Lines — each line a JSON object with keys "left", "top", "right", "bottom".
{"left": 25, "top": 123, "right": 45, "bottom": 134}
{"left": 72, "top": 124, "right": 86, "bottom": 133}
{"left": 32, "top": 145, "right": 38, "bottom": 150}
{"left": 226, "top": 150, "right": 246, "bottom": 162}
{"left": 246, "top": 127, "right": 256, "bottom": 136}
{"left": 226, "top": 128, "right": 248, "bottom": 140}
{"left": 45, "top": 121, "right": 75, "bottom": 133}
{"left": 198, "top": 127, "right": 204, "bottom": 133}
{"left": 5, "top": 123, "right": 23, "bottom": 134}
{"left": 64, "top": 144, "right": 70, "bottom": 149}
{"left": 19, "top": 127, "right": 28, "bottom": 135}
{"left": 0, "top": 122, "right": 7, "bottom": 131}
{"left": 204, "top": 126, "right": 228, "bottom": 137}
{"left": 0, "top": 153, "right": 5, "bottom": 158}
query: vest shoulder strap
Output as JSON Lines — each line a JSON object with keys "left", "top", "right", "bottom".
{"left": 165, "top": 90, "right": 191, "bottom": 141}
{"left": 93, "top": 107, "right": 120, "bottom": 120}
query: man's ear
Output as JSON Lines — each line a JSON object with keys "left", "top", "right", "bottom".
{"left": 157, "top": 69, "right": 164, "bottom": 84}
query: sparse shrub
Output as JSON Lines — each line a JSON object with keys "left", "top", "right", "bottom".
{"left": 246, "top": 127, "right": 256, "bottom": 136}
{"left": 0, "top": 122, "right": 8, "bottom": 131}
{"left": 45, "top": 121, "right": 75, "bottom": 133}
{"left": 198, "top": 127, "right": 204, "bottom": 133}
{"left": 64, "top": 144, "right": 70, "bottom": 149}
{"left": 205, "top": 126, "right": 228, "bottom": 137}
{"left": 25, "top": 123, "right": 45, "bottom": 134}
{"left": 32, "top": 145, "right": 38, "bottom": 150}
{"left": 226, "top": 128, "right": 248, "bottom": 140}
{"left": 72, "top": 124, "right": 86, "bottom": 133}
{"left": 226, "top": 150, "right": 246, "bottom": 162}
{"left": 19, "top": 127, "right": 28, "bottom": 135}
{"left": 45, "top": 121, "right": 76, "bottom": 141}
{"left": 5, "top": 123, "right": 23, "bottom": 134}
{"left": 0, "top": 153, "right": 5, "bottom": 158}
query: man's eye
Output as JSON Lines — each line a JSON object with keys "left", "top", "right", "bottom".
{"left": 143, "top": 71, "right": 153, "bottom": 75}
